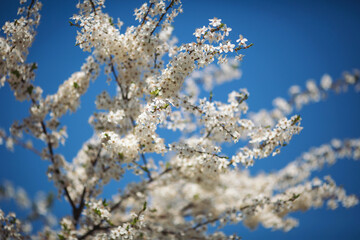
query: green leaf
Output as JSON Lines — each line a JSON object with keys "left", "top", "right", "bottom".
{"left": 58, "top": 234, "right": 66, "bottom": 240}
{"left": 93, "top": 208, "right": 102, "bottom": 216}
{"left": 30, "top": 63, "right": 37, "bottom": 71}
{"left": 9, "top": 216, "right": 17, "bottom": 224}
{"left": 131, "top": 217, "right": 138, "bottom": 226}
{"left": 46, "top": 192, "right": 55, "bottom": 209}
{"left": 106, "top": 220, "right": 115, "bottom": 226}
{"left": 27, "top": 85, "right": 34, "bottom": 95}
{"left": 11, "top": 70, "right": 20, "bottom": 78}
{"left": 160, "top": 103, "right": 169, "bottom": 109}
{"left": 165, "top": 162, "right": 171, "bottom": 169}
{"left": 291, "top": 115, "right": 301, "bottom": 126}
{"left": 104, "top": 133, "right": 110, "bottom": 141}
{"left": 143, "top": 201, "right": 147, "bottom": 211}
{"left": 235, "top": 94, "right": 248, "bottom": 104}
{"left": 60, "top": 222, "right": 69, "bottom": 232}
{"left": 290, "top": 193, "right": 301, "bottom": 201}
{"left": 102, "top": 198, "right": 108, "bottom": 207}
{"left": 150, "top": 89, "right": 160, "bottom": 96}
{"left": 69, "top": 21, "right": 80, "bottom": 27}
{"left": 150, "top": 208, "right": 157, "bottom": 213}
{"left": 73, "top": 82, "right": 79, "bottom": 89}
{"left": 118, "top": 152, "right": 124, "bottom": 160}
{"left": 109, "top": 17, "right": 114, "bottom": 26}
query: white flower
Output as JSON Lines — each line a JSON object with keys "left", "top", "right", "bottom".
{"left": 209, "top": 17, "right": 222, "bottom": 27}
{"left": 194, "top": 26, "right": 207, "bottom": 38}
{"left": 222, "top": 26, "right": 232, "bottom": 36}
{"left": 236, "top": 34, "right": 248, "bottom": 46}
{"left": 320, "top": 74, "right": 332, "bottom": 90}
{"left": 217, "top": 55, "right": 228, "bottom": 64}
{"left": 218, "top": 42, "right": 234, "bottom": 53}
{"left": 235, "top": 54, "right": 244, "bottom": 61}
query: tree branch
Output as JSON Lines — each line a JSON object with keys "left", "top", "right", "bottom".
{"left": 149, "top": 0, "right": 176, "bottom": 36}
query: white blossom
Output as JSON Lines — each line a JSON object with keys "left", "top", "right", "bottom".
{"left": 0, "top": 0, "right": 358, "bottom": 239}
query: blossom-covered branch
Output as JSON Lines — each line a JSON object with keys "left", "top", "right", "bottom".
{"left": 0, "top": 0, "right": 359, "bottom": 239}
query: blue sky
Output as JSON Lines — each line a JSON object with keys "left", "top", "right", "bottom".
{"left": 1, "top": 0, "right": 360, "bottom": 239}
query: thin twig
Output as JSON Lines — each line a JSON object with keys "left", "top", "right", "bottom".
{"left": 140, "top": 2, "right": 154, "bottom": 28}
{"left": 29, "top": 97, "right": 78, "bottom": 223}
{"left": 192, "top": 217, "right": 220, "bottom": 230}
{"left": 147, "top": 167, "right": 172, "bottom": 183}
{"left": 1, "top": 134, "right": 42, "bottom": 156}
{"left": 149, "top": 0, "right": 176, "bottom": 36}
{"left": 109, "top": 57, "right": 126, "bottom": 100}
{"left": 130, "top": 118, "right": 153, "bottom": 181}
{"left": 89, "top": 0, "right": 97, "bottom": 15}
{"left": 78, "top": 224, "right": 110, "bottom": 240}
{"left": 78, "top": 166, "right": 172, "bottom": 238}
{"left": 26, "top": 0, "right": 35, "bottom": 19}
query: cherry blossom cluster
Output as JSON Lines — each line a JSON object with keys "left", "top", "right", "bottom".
{"left": 143, "top": 139, "right": 359, "bottom": 236}
{"left": 0, "top": 210, "right": 25, "bottom": 239}
{"left": 0, "top": 0, "right": 42, "bottom": 101}
{"left": 250, "top": 70, "right": 360, "bottom": 127}
{"left": 0, "top": 181, "right": 57, "bottom": 237}
{"left": 231, "top": 115, "right": 302, "bottom": 167}
{"left": 275, "top": 138, "right": 360, "bottom": 188}
{"left": 0, "top": 0, "right": 359, "bottom": 239}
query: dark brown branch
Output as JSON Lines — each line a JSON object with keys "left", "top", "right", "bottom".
{"left": 1, "top": 133, "right": 42, "bottom": 156}
{"left": 75, "top": 146, "right": 103, "bottom": 227}
{"left": 109, "top": 57, "right": 127, "bottom": 100}
{"left": 109, "top": 58, "right": 152, "bottom": 181}
{"left": 147, "top": 167, "right": 172, "bottom": 183}
{"left": 192, "top": 217, "right": 220, "bottom": 230}
{"left": 29, "top": 97, "right": 79, "bottom": 224}
{"left": 140, "top": 152, "right": 152, "bottom": 180}
{"left": 111, "top": 167, "right": 172, "bottom": 211}
{"left": 140, "top": 2, "right": 154, "bottom": 28}
{"left": 78, "top": 224, "right": 110, "bottom": 240}
{"left": 78, "top": 166, "right": 172, "bottom": 238}
{"left": 110, "top": 193, "right": 130, "bottom": 212}
{"left": 73, "top": 187, "right": 87, "bottom": 228}
{"left": 129, "top": 118, "right": 153, "bottom": 181}
{"left": 26, "top": 0, "right": 35, "bottom": 19}
{"left": 89, "top": 0, "right": 97, "bottom": 15}
{"left": 91, "top": 146, "right": 102, "bottom": 167}
{"left": 40, "top": 120, "right": 78, "bottom": 212}
{"left": 109, "top": 60, "right": 153, "bottom": 181}
{"left": 154, "top": 51, "right": 159, "bottom": 68}
{"left": 149, "top": 0, "right": 176, "bottom": 36}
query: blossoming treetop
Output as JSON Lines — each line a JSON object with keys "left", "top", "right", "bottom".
{"left": 0, "top": 0, "right": 359, "bottom": 239}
